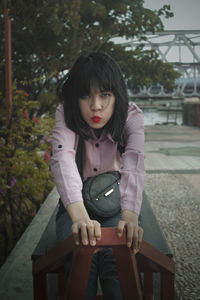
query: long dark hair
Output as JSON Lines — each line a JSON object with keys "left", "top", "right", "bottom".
{"left": 58, "top": 52, "right": 129, "bottom": 142}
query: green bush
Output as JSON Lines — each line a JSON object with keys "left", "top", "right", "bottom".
{"left": 0, "top": 89, "right": 55, "bottom": 267}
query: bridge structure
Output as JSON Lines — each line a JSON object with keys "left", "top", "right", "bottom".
{"left": 121, "top": 30, "right": 200, "bottom": 99}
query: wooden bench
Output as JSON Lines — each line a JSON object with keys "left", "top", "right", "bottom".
{"left": 31, "top": 192, "right": 175, "bottom": 299}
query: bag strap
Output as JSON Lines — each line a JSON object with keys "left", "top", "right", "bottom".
{"left": 117, "top": 142, "right": 125, "bottom": 156}
{"left": 75, "top": 135, "right": 84, "bottom": 180}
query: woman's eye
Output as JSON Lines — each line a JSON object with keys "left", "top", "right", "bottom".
{"left": 101, "top": 92, "right": 111, "bottom": 97}
{"left": 80, "top": 95, "right": 90, "bottom": 100}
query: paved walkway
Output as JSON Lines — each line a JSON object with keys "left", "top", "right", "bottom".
{"left": 144, "top": 125, "right": 200, "bottom": 300}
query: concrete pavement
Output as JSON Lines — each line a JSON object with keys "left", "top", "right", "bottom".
{"left": 145, "top": 125, "right": 200, "bottom": 172}
{"left": 144, "top": 124, "right": 200, "bottom": 300}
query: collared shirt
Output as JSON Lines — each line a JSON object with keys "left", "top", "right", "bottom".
{"left": 50, "top": 102, "right": 145, "bottom": 215}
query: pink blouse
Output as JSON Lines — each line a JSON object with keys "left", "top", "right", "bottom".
{"left": 50, "top": 102, "right": 145, "bottom": 215}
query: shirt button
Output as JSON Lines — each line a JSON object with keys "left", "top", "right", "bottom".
{"left": 95, "top": 143, "right": 99, "bottom": 147}
{"left": 93, "top": 168, "right": 98, "bottom": 172}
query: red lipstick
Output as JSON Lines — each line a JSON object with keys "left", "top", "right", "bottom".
{"left": 92, "top": 116, "right": 101, "bottom": 123}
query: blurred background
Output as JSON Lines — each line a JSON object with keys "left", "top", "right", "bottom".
{"left": 0, "top": 1, "right": 200, "bottom": 299}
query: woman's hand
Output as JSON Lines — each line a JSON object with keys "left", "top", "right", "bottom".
{"left": 117, "top": 210, "right": 143, "bottom": 254}
{"left": 66, "top": 202, "right": 101, "bottom": 246}
{"left": 72, "top": 219, "right": 101, "bottom": 246}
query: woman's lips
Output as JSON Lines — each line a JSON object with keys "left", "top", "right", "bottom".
{"left": 92, "top": 116, "right": 102, "bottom": 123}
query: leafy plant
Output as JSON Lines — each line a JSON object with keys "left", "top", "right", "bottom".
{"left": 0, "top": 89, "right": 54, "bottom": 266}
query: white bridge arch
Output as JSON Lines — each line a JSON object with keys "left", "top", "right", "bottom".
{"left": 120, "top": 30, "right": 200, "bottom": 98}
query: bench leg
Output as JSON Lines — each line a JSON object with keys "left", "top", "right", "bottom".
{"left": 160, "top": 272, "right": 175, "bottom": 300}
{"left": 113, "top": 247, "right": 143, "bottom": 300}
{"left": 143, "top": 271, "right": 154, "bottom": 300}
{"left": 33, "top": 273, "right": 48, "bottom": 300}
{"left": 58, "top": 272, "right": 66, "bottom": 300}
{"left": 65, "top": 247, "right": 95, "bottom": 300}
{"left": 96, "top": 294, "right": 104, "bottom": 300}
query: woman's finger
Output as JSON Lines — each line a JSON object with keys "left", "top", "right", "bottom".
{"left": 117, "top": 220, "right": 126, "bottom": 237}
{"left": 126, "top": 222, "right": 134, "bottom": 248}
{"left": 133, "top": 227, "right": 144, "bottom": 254}
{"left": 93, "top": 221, "right": 101, "bottom": 241}
{"left": 137, "top": 227, "right": 144, "bottom": 250}
{"left": 71, "top": 223, "right": 80, "bottom": 245}
{"left": 132, "top": 227, "right": 139, "bottom": 251}
{"left": 87, "top": 222, "right": 95, "bottom": 246}
{"left": 80, "top": 222, "right": 88, "bottom": 245}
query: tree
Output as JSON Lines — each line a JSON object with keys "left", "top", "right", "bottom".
{"left": 0, "top": 0, "right": 179, "bottom": 106}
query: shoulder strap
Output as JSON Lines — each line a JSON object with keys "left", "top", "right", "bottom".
{"left": 75, "top": 135, "right": 84, "bottom": 180}
{"left": 117, "top": 143, "right": 125, "bottom": 156}
{"left": 117, "top": 135, "right": 125, "bottom": 156}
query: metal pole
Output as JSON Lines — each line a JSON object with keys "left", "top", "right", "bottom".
{"left": 4, "top": 0, "right": 12, "bottom": 126}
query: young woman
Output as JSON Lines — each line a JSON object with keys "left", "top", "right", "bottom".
{"left": 50, "top": 52, "right": 145, "bottom": 299}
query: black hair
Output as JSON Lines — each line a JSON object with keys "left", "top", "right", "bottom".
{"left": 58, "top": 52, "right": 129, "bottom": 142}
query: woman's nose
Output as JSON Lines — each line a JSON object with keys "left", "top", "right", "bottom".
{"left": 90, "top": 97, "right": 102, "bottom": 111}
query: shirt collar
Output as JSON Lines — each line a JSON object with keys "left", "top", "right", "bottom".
{"left": 89, "top": 129, "right": 116, "bottom": 143}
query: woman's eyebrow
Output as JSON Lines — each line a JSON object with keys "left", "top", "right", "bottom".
{"left": 100, "top": 87, "right": 110, "bottom": 92}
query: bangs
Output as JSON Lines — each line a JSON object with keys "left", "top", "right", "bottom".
{"left": 77, "top": 62, "right": 114, "bottom": 98}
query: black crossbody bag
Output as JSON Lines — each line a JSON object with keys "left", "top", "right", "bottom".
{"left": 77, "top": 136, "right": 123, "bottom": 218}
{"left": 57, "top": 136, "right": 123, "bottom": 219}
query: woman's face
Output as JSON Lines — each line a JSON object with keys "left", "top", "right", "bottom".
{"left": 79, "top": 86, "right": 115, "bottom": 129}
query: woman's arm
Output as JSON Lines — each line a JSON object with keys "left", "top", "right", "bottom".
{"left": 50, "top": 104, "right": 101, "bottom": 246}
{"left": 118, "top": 103, "right": 146, "bottom": 252}
{"left": 50, "top": 104, "right": 83, "bottom": 206}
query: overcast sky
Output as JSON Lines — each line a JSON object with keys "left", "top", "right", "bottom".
{"left": 144, "top": 0, "right": 200, "bottom": 30}
{"left": 144, "top": 0, "right": 200, "bottom": 62}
